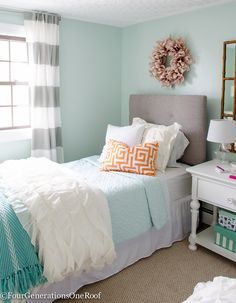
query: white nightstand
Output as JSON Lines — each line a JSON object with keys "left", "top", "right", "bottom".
{"left": 186, "top": 160, "right": 236, "bottom": 262}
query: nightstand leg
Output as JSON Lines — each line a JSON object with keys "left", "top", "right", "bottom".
{"left": 188, "top": 199, "right": 200, "bottom": 251}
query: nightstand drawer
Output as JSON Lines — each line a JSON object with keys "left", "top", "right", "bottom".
{"left": 198, "top": 179, "right": 236, "bottom": 211}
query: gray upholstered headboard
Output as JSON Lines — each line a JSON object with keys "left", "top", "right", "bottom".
{"left": 129, "top": 95, "right": 207, "bottom": 165}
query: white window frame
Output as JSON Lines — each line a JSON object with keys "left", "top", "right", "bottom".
{"left": 0, "top": 23, "right": 31, "bottom": 142}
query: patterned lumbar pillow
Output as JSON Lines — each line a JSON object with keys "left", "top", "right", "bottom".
{"left": 101, "top": 139, "right": 158, "bottom": 176}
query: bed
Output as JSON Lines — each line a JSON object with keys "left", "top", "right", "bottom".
{"left": 0, "top": 95, "right": 207, "bottom": 302}
{"left": 23, "top": 94, "right": 207, "bottom": 302}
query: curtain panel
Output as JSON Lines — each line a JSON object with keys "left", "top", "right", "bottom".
{"left": 24, "top": 12, "right": 64, "bottom": 163}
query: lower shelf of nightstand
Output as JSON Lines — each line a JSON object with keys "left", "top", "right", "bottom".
{"left": 196, "top": 226, "right": 236, "bottom": 262}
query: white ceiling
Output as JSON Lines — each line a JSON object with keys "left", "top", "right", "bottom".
{"left": 0, "top": 0, "right": 234, "bottom": 27}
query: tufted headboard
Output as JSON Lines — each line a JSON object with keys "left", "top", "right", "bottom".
{"left": 129, "top": 95, "right": 207, "bottom": 165}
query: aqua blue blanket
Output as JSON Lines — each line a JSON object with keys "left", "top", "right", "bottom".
{"left": 65, "top": 156, "right": 168, "bottom": 244}
{"left": 0, "top": 193, "right": 45, "bottom": 302}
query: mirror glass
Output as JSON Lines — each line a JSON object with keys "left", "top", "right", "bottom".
{"left": 224, "top": 79, "right": 234, "bottom": 117}
{"left": 225, "top": 43, "right": 236, "bottom": 78}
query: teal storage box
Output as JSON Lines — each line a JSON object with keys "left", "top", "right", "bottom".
{"left": 214, "top": 224, "right": 236, "bottom": 252}
{"left": 218, "top": 209, "right": 236, "bottom": 232}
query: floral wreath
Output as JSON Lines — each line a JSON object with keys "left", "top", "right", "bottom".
{"left": 149, "top": 36, "right": 192, "bottom": 87}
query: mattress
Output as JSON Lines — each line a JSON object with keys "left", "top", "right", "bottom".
{"left": 26, "top": 157, "right": 192, "bottom": 302}
{"left": 6, "top": 156, "right": 192, "bottom": 302}
{"left": 13, "top": 156, "right": 191, "bottom": 245}
{"left": 66, "top": 156, "right": 191, "bottom": 202}
{"left": 65, "top": 156, "right": 191, "bottom": 243}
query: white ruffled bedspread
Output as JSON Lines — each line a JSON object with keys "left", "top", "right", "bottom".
{"left": 183, "top": 276, "right": 236, "bottom": 303}
{"left": 0, "top": 157, "right": 116, "bottom": 283}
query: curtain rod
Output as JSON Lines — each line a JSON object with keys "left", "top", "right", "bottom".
{"left": 0, "top": 7, "right": 61, "bottom": 18}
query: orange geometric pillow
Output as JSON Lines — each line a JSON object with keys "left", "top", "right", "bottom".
{"left": 101, "top": 140, "right": 158, "bottom": 176}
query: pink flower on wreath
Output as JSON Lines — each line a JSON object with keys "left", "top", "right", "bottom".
{"left": 149, "top": 36, "right": 192, "bottom": 87}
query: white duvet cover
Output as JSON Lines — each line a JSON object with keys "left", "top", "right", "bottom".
{"left": 0, "top": 158, "right": 115, "bottom": 283}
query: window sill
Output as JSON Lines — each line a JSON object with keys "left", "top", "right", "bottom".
{"left": 0, "top": 128, "right": 31, "bottom": 143}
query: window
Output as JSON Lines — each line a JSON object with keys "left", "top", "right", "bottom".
{"left": 0, "top": 35, "right": 30, "bottom": 130}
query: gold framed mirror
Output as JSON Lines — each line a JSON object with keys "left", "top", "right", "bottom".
{"left": 221, "top": 40, "right": 236, "bottom": 152}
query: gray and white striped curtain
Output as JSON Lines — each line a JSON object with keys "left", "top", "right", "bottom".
{"left": 24, "top": 12, "right": 64, "bottom": 163}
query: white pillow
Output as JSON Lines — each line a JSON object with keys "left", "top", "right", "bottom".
{"left": 167, "top": 131, "right": 189, "bottom": 167}
{"left": 105, "top": 124, "right": 145, "bottom": 145}
{"left": 132, "top": 117, "right": 181, "bottom": 172}
{"left": 99, "top": 124, "right": 145, "bottom": 162}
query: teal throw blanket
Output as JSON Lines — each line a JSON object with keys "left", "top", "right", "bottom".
{"left": 0, "top": 193, "right": 45, "bottom": 302}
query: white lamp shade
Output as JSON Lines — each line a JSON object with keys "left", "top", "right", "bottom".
{"left": 207, "top": 119, "right": 236, "bottom": 143}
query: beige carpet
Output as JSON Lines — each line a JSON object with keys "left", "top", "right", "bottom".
{"left": 57, "top": 239, "right": 236, "bottom": 303}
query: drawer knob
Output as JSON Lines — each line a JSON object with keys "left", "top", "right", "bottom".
{"left": 227, "top": 198, "right": 236, "bottom": 205}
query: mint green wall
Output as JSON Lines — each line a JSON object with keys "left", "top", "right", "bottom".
{"left": 121, "top": 2, "right": 236, "bottom": 159}
{"left": 1, "top": 2, "right": 236, "bottom": 162}
{"left": 0, "top": 140, "right": 31, "bottom": 161}
{"left": 60, "top": 19, "right": 121, "bottom": 161}
{"left": 0, "top": 11, "right": 121, "bottom": 162}
{"left": 0, "top": 11, "right": 23, "bottom": 23}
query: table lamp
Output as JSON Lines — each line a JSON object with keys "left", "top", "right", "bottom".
{"left": 207, "top": 119, "right": 236, "bottom": 162}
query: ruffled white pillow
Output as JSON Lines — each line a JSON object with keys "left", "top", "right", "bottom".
{"left": 132, "top": 117, "right": 181, "bottom": 172}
